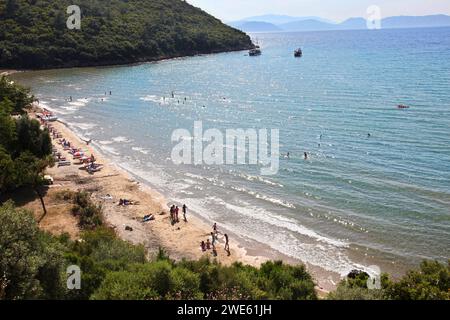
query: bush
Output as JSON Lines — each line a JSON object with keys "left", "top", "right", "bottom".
{"left": 70, "top": 191, "right": 103, "bottom": 230}
{"left": 0, "top": 201, "right": 66, "bottom": 299}
{"left": 385, "top": 260, "right": 450, "bottom": 300}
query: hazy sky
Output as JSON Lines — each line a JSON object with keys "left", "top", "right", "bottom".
{"left": 187, "top": 0, "right": 450, "bottom": 22}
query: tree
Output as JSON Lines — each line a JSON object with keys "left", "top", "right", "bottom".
{"left": 15, "top": 116, "right": 52, "bottom": 158}
{"left": 0, "top": 201, "right": 66, "bottom": 300}
{"left": 386, "top": 260, "right": 450, "bottom": 300}
{"left": 0, "top": 98, "right": 16, "bottom": 150}
{"left": 0, "top": 76, "right": 34, "bottom": 114}
{"left": 13, "top": 152, "right": 52, "bottom": 221}
{"left": 5, "top": 0, "right": 19, "bottom": 17}
{"left": 0, "top": 146, "right": 15, "bottom": 192}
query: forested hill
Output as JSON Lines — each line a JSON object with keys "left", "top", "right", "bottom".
{"left": 0, "top": 0, "right": 253, "bottom": 69}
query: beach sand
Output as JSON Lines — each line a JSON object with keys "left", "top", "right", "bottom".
{"left": 25, "top": 105, "right": 340, "bottom": 295}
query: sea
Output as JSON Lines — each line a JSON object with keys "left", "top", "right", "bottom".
{"left": 12, "top": 27, "right": 450, "bottom": 277}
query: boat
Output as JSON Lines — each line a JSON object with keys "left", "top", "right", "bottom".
{"left": 249, "top": 39, "right": 262, "bottom": 56}
{"left": 397, "top": 104, "right": 410, "bottom": 109}
{"left": 294, "top": 48, "right": 303, "bottom": 57}
{"left": 249, "top": 45, "right": 261, "bottom": 56}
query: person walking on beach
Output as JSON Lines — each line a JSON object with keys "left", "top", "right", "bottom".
{"left": 182, "top": 204, "right": 188, "bottom": 222}
{"left": 211, "top": 232, "right": 216, "bottom": 247}
{"left": 213, "top": 223, "right": 218, "bottom": 237}
{"left": 175, "top": 206, "right": 180, "bottom": 223}
{"left": 224, "top": 234, "right": 230, "bottom": 256}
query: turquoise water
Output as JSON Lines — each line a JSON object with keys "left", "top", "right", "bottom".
{"left": 13, "top": 27, "right": 450, "bottom": 276}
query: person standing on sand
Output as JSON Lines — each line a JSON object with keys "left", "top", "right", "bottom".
{"left": 170, "top": 205, "right": 175, "bottom": 223}
{"left": 224, "top": 234, "right": 230, "bottom": 255}
{"left": 213, "top": 223, "right": 219, "bottom": 238}
{"left": 211, "top": 232, "right": 216, "bottom": 247}
{"left": 182, "top": 204, "right": 188, "bottom": 222}
{"left": 175, "top": 206, "right": 180, "bottom": 223}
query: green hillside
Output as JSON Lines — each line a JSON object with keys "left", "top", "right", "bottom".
{"left": 0, "top": 0, "right": 252, "bottom": 69}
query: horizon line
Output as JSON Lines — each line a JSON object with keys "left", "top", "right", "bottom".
{"left": 225, "top": 12, "right": 450, "bottom": 24}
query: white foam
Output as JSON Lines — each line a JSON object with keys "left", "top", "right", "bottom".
{"left": 112, "top": 136, "right": 132, "bottom": 143}
{"left": 140, "top": 95, "right": 169, "bottom": 105}
{"left": 100, "top": 145, "right": 120, "bottom": 156}
{"left": 69, "top": 98, "right": 90, "bottom": 107}
{"left": 170, "top": 195, "right": 359, "bottom": 276}
{"left": 132, "top": 147, "right": 149, "bottom": 155}
{"left": 71, "top": 122, "right": 98, "bottom": 130}
{"left": 231, "top": 186, "right": 295, "bottom": 209}
{"left": 220, "top": 199, "right": 348, "bottom": 248}
{"left": 231, "top": 171, "right": 284, "bottom": 187}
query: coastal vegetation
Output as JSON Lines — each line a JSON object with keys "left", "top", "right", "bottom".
{"left": 1, "top": 199, "right": 449, "bottom": 300}
{"left": 0, "top": 200, "right": 318, "bottom": 300}
{"left": 0, "top": 0, "right": 253, "bottom": 69}
{"left": 0, "top": 76, "right": 52, "bottom": 217}
{"left": 328, "top": 261, "right": 450, "bottom": 300}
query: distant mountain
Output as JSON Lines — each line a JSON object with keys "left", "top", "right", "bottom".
{"left": 236, "top": 14, "right": 336, "bottom": 25}
{"left": 338, "top": 18, "right": 367, "bottom": 30}
{"left": 382, "top": 15, "right": 450, "bottom": 29}
{"left": 279, "top": 19, "right": 336, "bottom": 32}
{"left": 229, "top": 21, "right": 282, "bottom": 33}
{"left": 228, "top": 14, "right": 450, "bottom": 33}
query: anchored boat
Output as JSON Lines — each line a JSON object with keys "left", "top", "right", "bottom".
{"left": 249, "top": 45, "right": 262, "bottom": 56}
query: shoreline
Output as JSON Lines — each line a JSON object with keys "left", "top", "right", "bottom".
{"left": 30, "top": 105, "right": 340, "bottom": 294}
{"left": 0, "top": 70, "right": 19, "bottom": 76}
{"left": 1, "top": 47, "right": 252, "bottom": 73}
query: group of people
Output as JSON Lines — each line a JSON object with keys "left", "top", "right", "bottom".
{"left": 169, "top": 204, "right": 188, "bottom": 224}
{"left": 200, "top": 223, "right": 230, "bottom": 257}
{"left": 40, "top": 111, "right": 104, "bottom": 175}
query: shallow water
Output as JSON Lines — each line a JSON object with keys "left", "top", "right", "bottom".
{"left": 13, "top": 27, "right": 450, "bottom": 276}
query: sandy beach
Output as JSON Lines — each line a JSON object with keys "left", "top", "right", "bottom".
{"left": 20, "top": 104, "right": 341, "bottom": 295}
{"left": 29, "top": 106, "right": 267, "bottom": 263}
